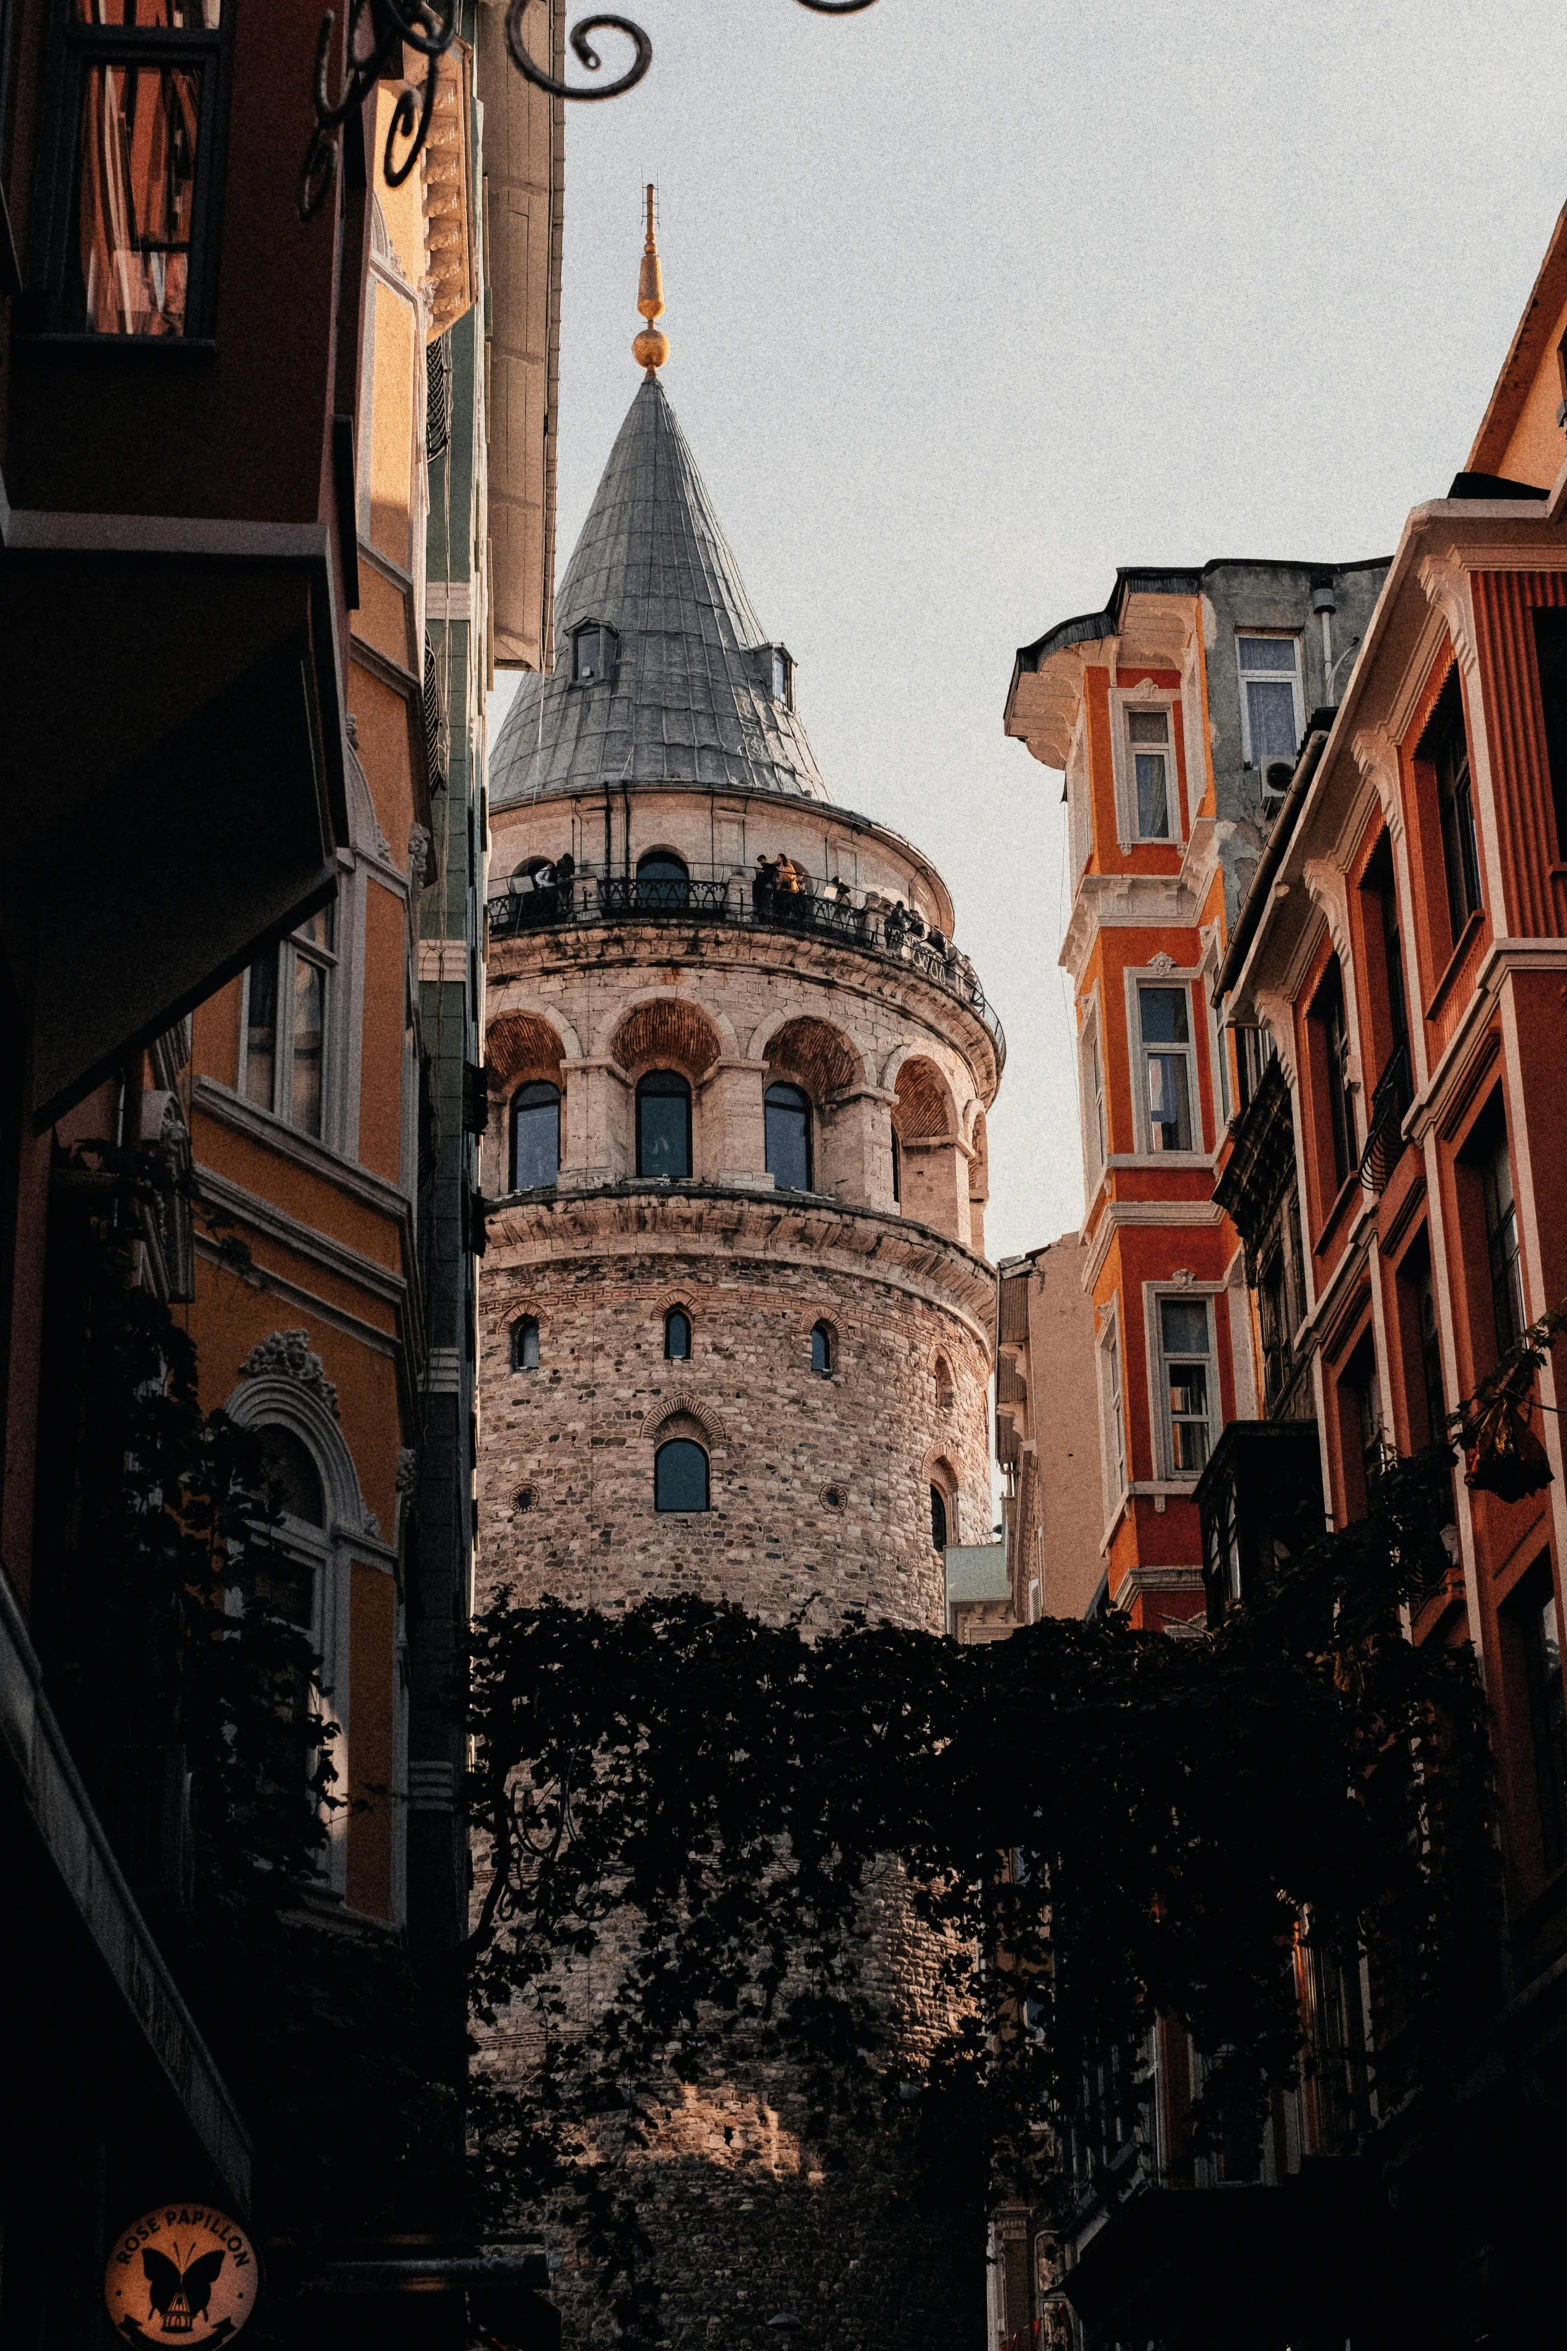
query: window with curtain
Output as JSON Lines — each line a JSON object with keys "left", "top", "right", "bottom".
{"left": 243, "top": 905, "right": 335, "bottom": 1140}
{"left": 1237, "top": 635, "right": 1302, "bottom": 779}
{"left": 59, "top": 1, "right": 227, "bottom": 339}
{"left": 1159, "top": 1296, "right": 1213, "bottom": 1477}
{"left": 765, "top": 1082, "right": 812, "bottom": 1191}
{"left": 1125, "top": 706, "right": 1173, "bottom": 840}
{"left": 636, "top": 1071, "right": 692, "bottom": 1179}
{"left": 511, "top": 1081, "right": 561, "bottom": 1190}
{"left": 664, "top": 1308, "right": 691, "bottom": 1362}
{"left": 1138, "top": 984, "right": 1194, "bottom": 1153}
{"left": 655, "top": 1438, "right": 709, "bottom": 1514}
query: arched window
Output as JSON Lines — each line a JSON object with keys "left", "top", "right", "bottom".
{"left": 664, "top": 1308, "right": 692, "bottom": 1361}
{"left": 890, "top": 1127, "right": 902, "bottom": 1206}
{"left": 636, "top": 849, "right": 690, "bottom": 910}
{"left": 929, "top": 1485, "right": 949, "bottom": 1552}
{"left": 257, "top": 1425, "right": 326, "bottom": 1526}
{"left": 511, "top": 1315, "right": 540, "bottom": 1373}
{"left": 765, "top": 1082, "right": 812, "bottom": 1192}
{"left": 636, "top": 1070, "right": 692, "bottom": 1179}
{"left": 572, "top": 619, "right": 618, "bottom": 685}
{"left": 810, "top": 1321, "right": 833, "bottom": 1376}
{"left": 511, "top": 1081, "right": 561, "bottom": 1190}
{"left": 934, "top": 1354, "right": 955, "bottom": 1410}
{"left": 655, "top": 1437, "right": 709, "bottom": 1514}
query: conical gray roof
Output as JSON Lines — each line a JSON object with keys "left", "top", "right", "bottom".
{"left": 489, "top": 377, "right": 827, "bottom": 805}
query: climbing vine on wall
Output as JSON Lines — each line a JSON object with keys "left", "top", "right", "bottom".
{"left": 465, "top": 1404, "right": 1515, "bottom": 2327}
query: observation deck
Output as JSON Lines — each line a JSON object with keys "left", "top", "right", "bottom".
{"left": 485, "top": 863, "right": 1006, "bottom": 1073}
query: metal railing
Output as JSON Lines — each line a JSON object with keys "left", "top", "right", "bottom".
{"left": 1357, "top": 1037, "right": 1413, "bottom": 1194}
{"left": 486, "top": 864, "right": 1006, "bottom": 1069}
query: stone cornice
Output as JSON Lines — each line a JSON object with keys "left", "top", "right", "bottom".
{"left": 1059, "top": 872, "right": 1200, "bottom": 982}
{"left": 483, "top": 1182, "right": 998, "bottom": 1345}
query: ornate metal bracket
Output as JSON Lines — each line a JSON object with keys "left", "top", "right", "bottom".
{"left": 300, "top": 0, "right": 458, "bottom": 223}
{"left": 505, "top": 1, "right": 653, "bottom": 101}
{"left": 303, "top": 0, "right": 880, "bottom": 219}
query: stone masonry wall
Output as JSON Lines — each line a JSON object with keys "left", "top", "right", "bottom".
{"left": 477, "top": 1202, "right": 993, "bottom": 1631}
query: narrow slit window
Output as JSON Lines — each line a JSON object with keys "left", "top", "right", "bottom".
{"left": 929, "top": 1485, "right": 949, "bottom": 1552}
{"left": 811, "top": 1322, "right": 833, "bottom": 1376}
{"left": 664, "top": 1308, "right": 692, "bottom": 1362}
{"left": 512, "top": 1316, "right": 540, "bottom": 1373}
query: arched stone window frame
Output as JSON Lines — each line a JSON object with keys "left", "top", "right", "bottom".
{"left": 511, "top": 1313, "right": 541, "bottom": 1373}
{"left": 225, "top": 1351, "right": 401, "bottom": 1910}
{"left": 925, "top": 1451, "right": 960, "bottom": 1555}
{"left": 663, "top": 1303, "right": 693, "bottom": 1362}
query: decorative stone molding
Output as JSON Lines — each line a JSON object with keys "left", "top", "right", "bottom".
{"left": 396, "top": 1447, "right": 419, "bottom": 1494}
{"left": 1351, "top": 722, "right": 1402, "bottom": 837}
{"left": 238, "top": 1329, "right": 339, "bottom": 1418}
{"left": 1416, "top": 550, "right": 1479, "bottom": 679}
{"left": 407, "top": 822, "right": 432, "bottom": 892}
{"left": 642, "top": 1391, "right": 730, "bottom": 1447}
{"left": 1146, "top": 950, "right": 1176, "bottom": 976}
{"left": 1301, "top": 856, "right": 1351, "bottom": 966}
{"left": 1252, "top": 988, "right": 1299, "bottom": 1089}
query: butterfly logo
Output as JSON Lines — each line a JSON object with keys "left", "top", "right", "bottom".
{"left": 142, "top": 2246, "right": 226, "bottom": 2336}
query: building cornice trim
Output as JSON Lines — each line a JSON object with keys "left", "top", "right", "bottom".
{"left": 483, "top": 1183, "right": 997, "bottom": 1344}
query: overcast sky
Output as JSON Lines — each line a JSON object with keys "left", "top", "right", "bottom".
{"left": 490, "top": 0, "right": 1567, "bottom": 1262}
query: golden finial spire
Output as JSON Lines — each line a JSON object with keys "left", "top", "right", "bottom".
{"left": 633, "top": 183, "right": 670, "bottom": 378}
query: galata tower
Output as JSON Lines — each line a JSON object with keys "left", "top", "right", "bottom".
{"left": 476, "top": 199, "right": 1004, "bottom": 2350}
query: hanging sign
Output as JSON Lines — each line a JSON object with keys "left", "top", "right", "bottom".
{"left": 104, "top": 2206, "right": 259, "bottom": 2345}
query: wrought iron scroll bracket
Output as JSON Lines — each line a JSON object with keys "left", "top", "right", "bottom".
{"left": 301, "top": 0, "right": 459, "bottom": 224}
{"left": 504, "top": 1, "right": 652, "bottom": 102}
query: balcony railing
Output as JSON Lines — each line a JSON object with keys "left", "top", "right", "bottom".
{"left": 487, "top": 865, "right": 1006, "bottom": 1070}
{"left": 1357, "top": 1038, "right": 1413, "bottom": 1194}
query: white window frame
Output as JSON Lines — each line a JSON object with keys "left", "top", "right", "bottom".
{"left": 1097, "top": 1308, "right": 1128, "bottom": 1523}
{"left": 1066, "top": 704, "right": 1092, "bottom": 878}
{"left": 1236, "top": 632, "right": 1305, "bottom": 771}
{"left": 1111, "top": 682, "right": 1180, "bottom": 847}
{"left": 1145, "top": 1285, "right": 1221, "bottom": 1482}
{"left": 239, "top": 906, "right": 341, "bottom": 1146}
{"left": 1079, "top": 993, "right": 1108, "bottom": 1188}
{"left": 1125, "top": 966, "right": 1203, "bottom": 1159}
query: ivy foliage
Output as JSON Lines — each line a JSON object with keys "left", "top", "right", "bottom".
{"left": 35, "top": 1151, "right": 460, "bottom": 2243}
{"left": 466, "top": 1430, "right": 1499, "bottom": 2271}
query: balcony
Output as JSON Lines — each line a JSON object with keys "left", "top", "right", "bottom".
{"left": 486, "top": 865, "right": 1006, "bottom": 1071}
{"left": 1357, "top": 1037, "right": 1413, "bottom": 1195}
{"left": 1195, "top": 1418, "right": 1327, "bottom": 1622}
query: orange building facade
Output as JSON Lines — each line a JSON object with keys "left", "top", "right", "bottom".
{"left": 1005, "top": 558, "right": 1385, "bottom": 1631}
{"left": 1222, "top": 205, "right": 1567, "bottom": 2141}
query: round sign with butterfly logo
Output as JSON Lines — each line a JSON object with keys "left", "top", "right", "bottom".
{"left": 104, "top": 2206, "right": 259, "bottom": 2344}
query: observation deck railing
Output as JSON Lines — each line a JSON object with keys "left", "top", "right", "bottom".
{"left": 486, "top": 863, "right": 1006, "bottom": 1071}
